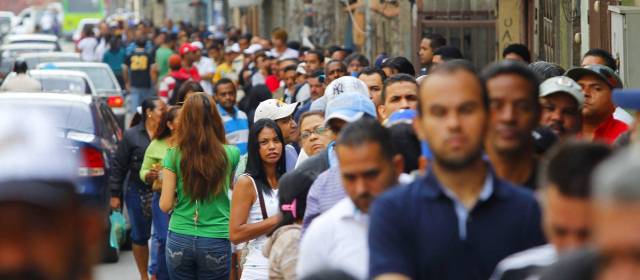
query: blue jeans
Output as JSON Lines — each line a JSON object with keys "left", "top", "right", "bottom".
{"left": 150, "top": 192, "right": 170, "bottom": 279}
{"left": 127, "top": 87, "right": 154, "bottom": 114}
{"left": 166, "top": 231, "right": 230, "bottom": 280}
{"left": 125, "top": 181, "right": 152, "bottom": 245}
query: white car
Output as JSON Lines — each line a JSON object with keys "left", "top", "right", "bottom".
{"left": 5, "top": 33, "right": 61, "bottom": 51}
{"left": 0, "top": 43, "right": 57, "bottom": 78}
{"left": 19, "top": 52, "right": 80, "bottom": 69}
{"left": 5, "top": 69, "right": 98, "bottom": 94}
{"left": 0, "top": 11, "right": 14, "bottom": 38}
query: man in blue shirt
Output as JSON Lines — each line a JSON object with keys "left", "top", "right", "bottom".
{"left": 368, "top": 60, "right": 546, "bottom": 280}
{"left": 214, "top": 78, "right": 249, "bottom": 155}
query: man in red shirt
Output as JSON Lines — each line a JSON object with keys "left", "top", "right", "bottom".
{"left": 566, "top": 64, "right": 628, "bottom": 144}
{"left": 178, "top": 43, "right": 201, "bottom": 82}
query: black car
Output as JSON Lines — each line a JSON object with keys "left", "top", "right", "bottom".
{"left": 0, "top": 92, "right": 126, "bottom": 262}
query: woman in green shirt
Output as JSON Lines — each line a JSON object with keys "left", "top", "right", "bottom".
{"left": 139, "top": 105, "right": 179, "bottom": 280}
{"left": 160, "top": 93, "right": 240, "bottom": 280}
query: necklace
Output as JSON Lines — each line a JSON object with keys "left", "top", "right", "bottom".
{"left": 193, "top": 200, "right": 199, "bottom": 231}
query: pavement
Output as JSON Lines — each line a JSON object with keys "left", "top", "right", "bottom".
{"left": 95, "top": 251, "right": 139, "bottom": 279}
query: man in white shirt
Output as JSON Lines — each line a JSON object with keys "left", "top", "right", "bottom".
{"left": 297, "top": 118, "right": 403, "bottom": 280}
{"left": 0, "top": 60, "right": 41, "bottom": 92}
{"left": 191, "top": 41, "right": 215, "bottom": 95}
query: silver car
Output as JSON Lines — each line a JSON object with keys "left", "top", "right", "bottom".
{"left": 38, "top": 62, "right": 127, "bottom": 127}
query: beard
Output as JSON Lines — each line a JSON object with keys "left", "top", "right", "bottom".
{"left": 433, "top": 146, "right": 484, "bottom": 171}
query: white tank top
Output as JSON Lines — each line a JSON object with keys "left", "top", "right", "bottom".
{"left": 241, "top": 174, "right": 279, "bottom": 273}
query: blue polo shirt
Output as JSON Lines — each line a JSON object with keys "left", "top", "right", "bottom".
{"left": 368, "top": 165, "right": 546, "bottom": 280}
{"left": 217, "top": 104, "right": 249, "bottom": 155}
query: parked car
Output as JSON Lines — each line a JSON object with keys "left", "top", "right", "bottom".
{"left": 19, "top": 52, "right": 81, "bottom": 69}
{"left": 0, "top": 11, "right": 14, "bottom": 41}
{"left": 5, "top": 34, "right": 61, "bottom": 51}
{"left": 0, "top": 43, "right": 57, "bottom": 83}
{"left": 38, "top": 62, "right": 126, "bottom": 128}
{"left": 3, "top": 69, "right": 97, "bottom": 94}
{"left": 0, "top": 92, "right": 126, "bottom": 262}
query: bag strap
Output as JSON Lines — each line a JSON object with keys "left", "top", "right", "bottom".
{"left": 241, "top": 174, "right": 268, "bottom": 220}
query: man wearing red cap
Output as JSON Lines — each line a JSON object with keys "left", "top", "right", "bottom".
{"left": 178, "top": 43, "right": 201, "bottom": 82}
{"left": 158, "top": 54, "right": 190, "bottom": 104}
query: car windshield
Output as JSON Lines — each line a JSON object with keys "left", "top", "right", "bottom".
{"left": 0, "top": 18, "right": 10, "bottom": 33}
{"left": 34, "top": 76, "right": 90, "bottom": 94}
{"left": 2, "top": 47, "right": 55, "bottom": 59}
{"left": 60, "top": 66, "right": 117, "bottom": 91}
{"left": 25, "top": 56, "right": 81, "bottom": 69}
{"left": 0, "top": 99, "right": 94, "bottom": 134}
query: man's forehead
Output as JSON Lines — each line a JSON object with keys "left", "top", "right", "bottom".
{"left": 578, "top": 74, "right": 608, "bottom": 86}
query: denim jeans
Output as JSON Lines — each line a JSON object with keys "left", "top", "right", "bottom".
{"left": 166, "top": 231, "right": 231, "bottom": 280}
{"left": 151, "top": 192, "right": 170, "bottom": 279}
{"left": 127, "top": 87, "right": 154, "bottom": 114}
{"left": 125, "top": 180, "right": 152, "bottom": 245}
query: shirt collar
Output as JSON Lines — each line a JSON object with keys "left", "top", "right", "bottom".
{"left": 420, "top": 162, "right": 507, "bottom": 201}
{"left": 216, "top": 103, "right": 238, "bottom": 116}
{"left": 336, "top": 198, "right": 368, "bottom": 223}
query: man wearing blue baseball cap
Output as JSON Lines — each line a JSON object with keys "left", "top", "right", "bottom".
{"left": 611, "top": 88, "right": 640, "bottom": 145}
{"left": 298, "top": 91, "right": 378, "bottom": 232}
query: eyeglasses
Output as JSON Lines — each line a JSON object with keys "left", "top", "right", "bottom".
{"left": 300, "top": 126, "right": 328, "bottom": 140}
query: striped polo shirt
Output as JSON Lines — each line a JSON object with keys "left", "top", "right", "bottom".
{"left": 217, "top": 104, "right": 249, "bottom": 155}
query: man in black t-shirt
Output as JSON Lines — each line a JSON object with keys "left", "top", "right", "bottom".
{"left": 124, "top": 39, "right": 155, "bottom": 115}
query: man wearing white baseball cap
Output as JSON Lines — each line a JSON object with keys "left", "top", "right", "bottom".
{"left": 309, "top": 75, "right": 371, "bottom": 112}
{"left": 539, "top": 76, "right": 585, "bottom": 138}
{"left": 254, "top": 99, "right": 301, "bottom": 171}
{"left": 300, "top": 92, "right": 378, "bottom": 232}
{"left": 191, "top": 41, "right": 215, "bottom": 95}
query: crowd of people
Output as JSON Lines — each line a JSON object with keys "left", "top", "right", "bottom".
{"left": 48, "top": 17, "right": 640, "bottom": 280}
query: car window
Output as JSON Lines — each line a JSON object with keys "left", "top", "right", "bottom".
{"left": 60, "top": 67, "right": 117, "bottom": 91}
{"left": 0, "top": 99, "right": 94, "bottom": 134}
{"left": 100, "top": 103, "right": 122, "bottom": 141}
{"left": 25, "top": 56, "right": 80, "bottom": 69}
{"left": 35, "top": 76, "right": 89, "bottom": 94}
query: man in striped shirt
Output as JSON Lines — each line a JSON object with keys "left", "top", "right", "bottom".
{"left": 491, "top": 142, "right": 611, "bottom": 280}
{"left": 214, "top": 78, "right": 249, "bottom": 155}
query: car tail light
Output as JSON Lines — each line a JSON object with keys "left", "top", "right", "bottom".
{"left": 79, "top": 147, "right": 105, "bottom": 177}
{"left": 107, "top": 96, "right": 124, "bottom": 108}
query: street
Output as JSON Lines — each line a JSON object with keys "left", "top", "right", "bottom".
{"left": 95, "top": 252, "right": 138, "bottom": 279}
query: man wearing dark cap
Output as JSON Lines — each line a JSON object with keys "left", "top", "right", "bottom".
{"left": 566, "top": 65, "right": 628, "bottom": 144}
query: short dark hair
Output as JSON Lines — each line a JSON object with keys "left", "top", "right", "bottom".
{"left": 389, "top": 123, "right": 420, "bottom": 173}
{"left": 481, "top": 60, "right": 541, "bottom": 110}
{"left": 299, "top": 110, "right": 325, "bottom": 127}
{"left": 528, "top": 61, "right": 565, "bottom": 81}
{"left": 381, "top": 73, "right": 417, "bottom": 103}
{"left": 306, "top": 49, "right": 325, "bottom": 62}
{"left": 418, "top": 59, "right": 488, "bottom": 115}
{"left": 358, "top": 66, "right": 387, "bottom": 83}
{"left": 540, "top": 141, "right": 612, "bottom": 198}
{"left": 503, "top": 43, "right": 532, "bottom": 63}
{"left": 433, "top": 46, "right": 464, "bottom": 61}
{"left": 214, "top": 78, "right": 235, "bottom": 93}
{"left": 275, "top": 170, "right": 314, "bottom": 230}
{"left": 584, "top": 48, "right": 617, "bottom": 71}
{"left": 283, "top": 64, "right": 298, "bottom": 73}
{"left": 326, "top": 59, "right": 347, "bottom": 72}
{"left": 308, "top": 70, "right": 325, "bottom": 84}
{"left": 336, "top": 117, "right": 394, "bottom": 161}
{"left": 423, "top": 33, "right": 447, "bottom": 50}
{"left": 345, "top": 53, "right": 370, "bottom": 67}
{"left": 381, "top": 56, "right": 415, "bottom": 76}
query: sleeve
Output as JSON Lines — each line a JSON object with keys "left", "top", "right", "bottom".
{"left": 124, "top": 54, "right": 131, "bottom": 67}
{"left": 279, "top": 232, "right": 302, "bottom": 280}
{"left": 108, "top": 132, "right": 131, "bottom": 197}
{"left": 301, "top": 177, "right": 323, "bottom": 234}
{"left": 163, "top": 147, "right": 177, "bottom": 173}
{"left": 297, "top": 221, "right": 329, "bottom": 278}
{"left": 368, "top": 193, "right": 416, "bottom": 279}
{"left": 139, "top": 142, "right": 155, "bottom": 182}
